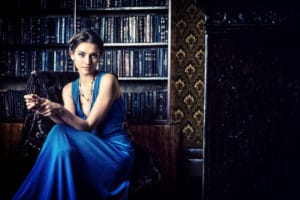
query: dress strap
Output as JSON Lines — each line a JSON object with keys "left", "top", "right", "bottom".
{"left": 91, "top": 71, "right": 106, "bottom": 108}
{"left": 71, "top": 78, "right": 85, "bottom": 118}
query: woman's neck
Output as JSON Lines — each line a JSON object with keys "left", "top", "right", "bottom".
{"left": 79, "top": 71, "right": 97, "bottom": 85}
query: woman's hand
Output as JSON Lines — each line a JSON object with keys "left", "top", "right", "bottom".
{"left": 24, "top": 94, "right": 41, "bottom": 111}
{"left": 35, "top": 98, "right": 62, "bottom": 117}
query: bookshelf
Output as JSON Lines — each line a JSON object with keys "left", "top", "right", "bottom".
{"left": 76, "top": 2, "right": 170, "bottom": 124}
{"left": 0, "top": 0, "right": 76, "bottom": 122}
{"left": 0, "top": 0, "right": 171, "bottom": 125}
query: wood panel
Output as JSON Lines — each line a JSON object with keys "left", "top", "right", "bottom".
{"left": 0, "top": 122, "right": 23, "bottom": 161}
{"left": 0, "top": 122, "right": 24, "bottom": 199}
{"left": 128, "top": 124, "right": 181, "bottom": 199}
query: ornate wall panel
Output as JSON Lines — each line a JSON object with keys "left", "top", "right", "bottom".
{"left": 171, "top": 0, "right": 205, "bottom": 148}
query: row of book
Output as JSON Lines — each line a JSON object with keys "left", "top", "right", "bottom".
{"left": 76, "top": 0, "right": 168, "bottom": 8}
{"left": 100, "top": 48, "right": 168, "bottom": 77}
{"left": 0, "top": 48, "right": 168, "bottom": 78}
{"left": 77, "top": 15, "right": 168, "bottom": 43}
{"left": 6, "top": 0, "right": 167, "bottom": 9}
{"left": 122, "top": 90, "right": 168, "bottom": 122}
{"left": 5, "top": 0, "right": 74, "bottom": 9}
{"left": 0, "top": 89, "right": 26, "bottom": 120}
{"left": 0, "top": 14, "right": 168, "bottom": 45}
{"left": 0, "top": 89, "right": 167, "bottom": 122}
{"left": 0, "top": 16, "right": 74, "bottom": 45}
{"left": 0, "top": 49, "right": 74, "bottom": 77}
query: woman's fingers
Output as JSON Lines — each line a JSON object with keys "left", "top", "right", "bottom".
{"left": 25, "top": 102, "right": 36, "bottom": 110}
{"left": 24, "top": 94, "right": 38, "bottom": 103}
{"left": 36, "top": 100, "right": 55, "bottom": 116}
{"left": 37, "top": 106, "right": 55, "bottom": 117}
{"left": 37, "top": 103, "right": 49, "bottom": 113}
{"left": 24, "top": 94, "right": 39, "bottom": 100}
{"left": 24, "top": 94, "right": 42, "bottom": 111}
{"left": 25, "top": 102, "right": 39, "bottom": 111}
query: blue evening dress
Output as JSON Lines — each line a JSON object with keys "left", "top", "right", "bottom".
{"left": 13, "top": 72, "right": 135, "bottom": 200}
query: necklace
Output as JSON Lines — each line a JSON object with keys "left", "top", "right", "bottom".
{"left": 79, "top": 76, "right": 96, "bottom": 102}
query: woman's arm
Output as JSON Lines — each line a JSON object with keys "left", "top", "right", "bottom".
{"left": 37, "top": 73, "right": 119, "bottom": 132}
{"left": 39, "top": 82, "right": 76, "bottom": 124}
{"left": 38, "top": 100, "right": 65, "bottom": 124}
{"left": 24, "top": 94, "right": 64, "bottom": 124}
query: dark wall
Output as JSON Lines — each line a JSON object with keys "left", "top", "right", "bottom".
{"left": 203, "top": 4, "right": 300, "bottom": 200}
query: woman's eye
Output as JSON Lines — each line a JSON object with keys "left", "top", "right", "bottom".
{"left": 78, "top": 53, "right": 85, "bottom": 57}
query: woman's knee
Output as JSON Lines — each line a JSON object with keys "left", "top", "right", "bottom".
{"left": 46, "top": 124, "right": 76, "bottom": 157}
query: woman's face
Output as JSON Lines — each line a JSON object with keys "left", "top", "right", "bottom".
{"left": 70, "top": 42, "right": 100, "bottom": 75}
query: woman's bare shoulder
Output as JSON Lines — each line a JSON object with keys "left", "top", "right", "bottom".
{"left": 100, "top": 73, "right": 119, "bottom": 86}
{"left": 102, "top": 72, "right": 117, "bottom": 80}
{"left": 62, "top": 82, "right": 73, "bottom": 96}
{"left": 100, "top": 73, "right": 120, "bottom": 98}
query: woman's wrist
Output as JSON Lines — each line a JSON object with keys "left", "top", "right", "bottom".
{"left": 58, "top": 104, "right": 64, "bottom": 115}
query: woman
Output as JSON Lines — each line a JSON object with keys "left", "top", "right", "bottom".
{"left": 13, "top": 29, "right": 135, "bottom": 200}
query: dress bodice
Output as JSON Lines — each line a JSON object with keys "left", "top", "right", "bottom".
{"left": 72, "top": 72, "right": 126, "bottom": 137}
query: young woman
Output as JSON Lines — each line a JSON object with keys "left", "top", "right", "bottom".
{"left": 13, "top": 29, "right": 135, "bottom": 200}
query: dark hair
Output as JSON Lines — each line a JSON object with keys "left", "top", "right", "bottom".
{"left": 68, "top": 29, "right": 104, "bottom": 55}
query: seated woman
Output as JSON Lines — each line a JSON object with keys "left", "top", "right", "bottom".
{"left": 13, "top": 29, "right": 135, "bottom": 200}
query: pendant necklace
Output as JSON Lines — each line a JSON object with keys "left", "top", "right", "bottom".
{"left": 79, "top": 76, "right": 95, "bottom": 102}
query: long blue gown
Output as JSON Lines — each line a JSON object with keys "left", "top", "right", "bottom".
{"left": 13, "top": 72, "right": 135, "bottom": 200}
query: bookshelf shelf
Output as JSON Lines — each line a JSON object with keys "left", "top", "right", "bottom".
{"left": 77, "top": 6, "right": 168, "bottom": 14}
{"left": 119, "top": 77, "right": 168, "bottom": 81}
{"left": 0, "top": 118, "right": 25, "bottom": 123}
{"left": 104, "top": 43, "right": 167, "bottom": 47}
{"left": 0, "top": 44, "right": 69, "bottom": 50}
{"left": 0, "top": 9, "right": 74, "bottom": 16}
{"left": 0, "top": 76, "right": 28, "bottom": 82}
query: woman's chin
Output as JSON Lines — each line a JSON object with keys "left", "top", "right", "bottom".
{"left": 80, "top": 68, "right": 96, "bottom": 74}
